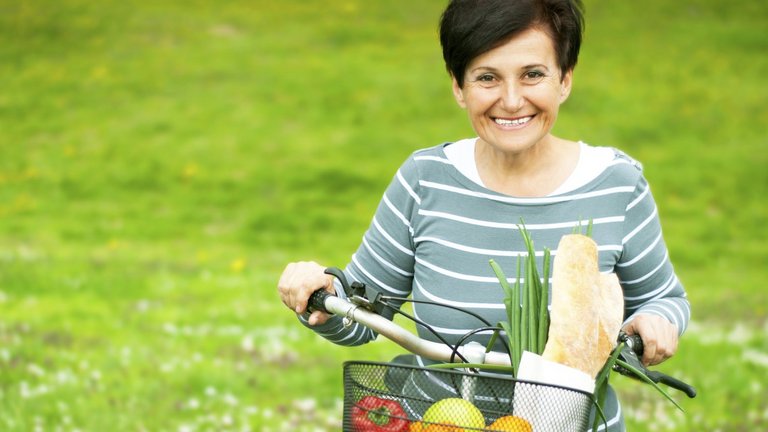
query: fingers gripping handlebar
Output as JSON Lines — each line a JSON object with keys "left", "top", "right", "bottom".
{"left": 307, "top": 267, "right": 357, "bottom": 314}
{"left": 617, "top": 333, "right": 697, "bottom": 398}
{"left": 308, "top": 288, "right": 331, "bottom": 314}
{"left": 308, "top": 267, "right": 384, "bottom": 315}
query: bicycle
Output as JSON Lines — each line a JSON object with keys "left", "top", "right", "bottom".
{"left": 308, "top": 267, "right": 696, "bottom": 431}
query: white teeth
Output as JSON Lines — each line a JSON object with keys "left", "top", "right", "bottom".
{"left": 494, "top": 116, "right": 532, "bottom": 126}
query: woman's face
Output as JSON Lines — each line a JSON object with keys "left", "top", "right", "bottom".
{"left": 452, "top": 27, "right": 572, "bottom": 156}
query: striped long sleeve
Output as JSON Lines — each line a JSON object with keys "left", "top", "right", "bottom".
{"left": 298, "top": 143, "right": 690, "bottom": 432}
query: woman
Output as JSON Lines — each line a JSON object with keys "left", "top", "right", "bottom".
{"left": 277, "top": 0, "right": 690, "bottom": 430}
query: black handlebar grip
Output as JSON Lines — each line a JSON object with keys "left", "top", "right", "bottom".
{"left": 307, "top": 289, "right": 331, "bottom": 314}
{"left": 648, "top": 371, "right": 698, "bottom": 398}
{"left": 626, "top": 334, "right": 644, "bottom": 357}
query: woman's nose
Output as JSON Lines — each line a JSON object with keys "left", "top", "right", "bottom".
{"left": 499, "top": 82, "right": 524, "bottom": 112}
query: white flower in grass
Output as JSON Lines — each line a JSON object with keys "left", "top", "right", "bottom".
{"left": 728, "top": 322, "right": 754, "bottom": 345}
{"left": 221, "top": 414, "right": 233, "bottom": 426}
{"left": 187, "top": 398, "right": 200, "bottom": 409}
{"left": 135, "top": 299, "right": 151, "bottom": 313}
{"left": 241, "top": 335, "right": 254, "bottom": 352}
{"left": 293, "top": 398, "right": 316, "bottom": 413}
{"left": 27, "top": 363, "right": 45, "bottom": 377}
{"left": 243, "top": 405, "right": 258, "bottom": 416}
{"left": 57, "top": 370, "right": 74, "bottom": 384}
{"left": 164, "top": 323, "right": 178, "bottom": 335}
{"left": 743, "top": 349, "right": 768, "bottom": 368}
{"left": 205, "top": 386, "right": 217, "bottom": 397}
{"left": 19, "top": 381, "right": 30, "bottom": 398}
{"left": 223, "top": 393, "right": 238, "bottom": 406}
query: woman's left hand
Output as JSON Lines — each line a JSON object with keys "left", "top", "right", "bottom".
{"left": 621, "top": 314, "right": 679, "bottom": 366}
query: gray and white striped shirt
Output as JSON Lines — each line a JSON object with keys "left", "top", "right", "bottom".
{"left": 303, "top": 142, "right": 690, "bottom": 431}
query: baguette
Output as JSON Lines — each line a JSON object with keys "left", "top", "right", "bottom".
{"left": 542, "top": 235, "right": 624, "bottom": 378}
{"left": 596, "top": 272, "right": 624, "bottom": 372}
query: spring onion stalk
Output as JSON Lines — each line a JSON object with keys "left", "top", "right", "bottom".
{"left": 520, "top": 262, "right": 530, "bottom": 355}
{"left": 429, "top": 363, "right": 515, "bottom": 373}
{"left": 490, "top": 260, "right": 519, "bottom": 376}
{"left": 591, "top": 342, "right": 625, "bottom": 431}
{"left": 485, "top": 327, "right": 502, "bottom": 354}
{"left": 615, "top": 359, "right": 684, "bottom": 412}
{"left": 525, "top": 248, "right": 535, "bottom": 353}
{"left": 538, "top": 248, "right": 551, "bottom": 354}
{"left": 513, "top": 256, "right": 521, "bottom": 367}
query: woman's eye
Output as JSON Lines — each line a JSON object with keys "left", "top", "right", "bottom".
{"left": 523, "top": 70, "right": 546, "bottom": 82}
{"left": 477, "top": 74, "right": 495, "bottom": 82}
{"left": 472, "top": 74, "right": 499, "bottom": 88}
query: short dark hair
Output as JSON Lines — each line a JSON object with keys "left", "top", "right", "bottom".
{"left": 439, "top": 0, "right": 585, "bottom": 87}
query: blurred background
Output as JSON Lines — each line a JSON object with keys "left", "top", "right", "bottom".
{"left": 1, "top": 0, "right": 766, "bottom": 430}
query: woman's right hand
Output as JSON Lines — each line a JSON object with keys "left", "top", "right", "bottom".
{"left": 277, "top": 261, "right": 335, "bottom": 326}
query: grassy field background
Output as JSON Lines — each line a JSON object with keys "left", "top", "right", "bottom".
{"left": 1, "top": 0, "right": 766, "bottom": 430}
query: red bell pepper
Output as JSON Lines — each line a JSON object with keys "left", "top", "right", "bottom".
{"left": 351, "top": 395, "right": 410, "bottom": 432}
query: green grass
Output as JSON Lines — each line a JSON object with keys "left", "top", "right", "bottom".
{"left": 1, "top": 0, "right": 766, "bottom": 430}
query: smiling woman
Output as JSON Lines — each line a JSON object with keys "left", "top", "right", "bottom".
{"left": 277, "top": 1, "right": 691, "bottom": 431}
{"left": 450, "top": 27, "right": 576, "bottom": 196}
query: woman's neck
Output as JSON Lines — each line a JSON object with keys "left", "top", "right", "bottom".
{"left": 475, "top": 136, "right": 580, "bottom": 197}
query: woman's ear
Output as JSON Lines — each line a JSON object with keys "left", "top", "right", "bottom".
{"left": 559, "top": 69, "right": 573, "bottom": 103}
{"left": 451, "top": 75, "right": 466, "bottom": 108}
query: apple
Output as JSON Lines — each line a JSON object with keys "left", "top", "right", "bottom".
{"left": 422, "top": 398, "right": 485, "bottom": 431}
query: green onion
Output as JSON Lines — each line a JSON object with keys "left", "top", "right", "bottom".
{"left": 615, "top": 359, "right": 685, "bottom": 412}
{"left": 489, "top": 259, "right": 519, "bottom": 376}
{"left": 538, "top": 248, "right": 551, "bottom": 354}
{"left": 513, "top": 256, "right": 521, "bottom": 365}
{"left": 489, "top": 223, "right": 552, "bottom": 376}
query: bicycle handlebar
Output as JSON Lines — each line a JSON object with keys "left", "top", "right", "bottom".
{"left": 309, "top": 289, "right": 511, "bottom": 365}
{"left": 309, "top": 281, "right": 696, "bottom": 398}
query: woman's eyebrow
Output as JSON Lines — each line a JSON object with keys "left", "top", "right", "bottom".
{"left": 469, "top": 63, "right": 551, "bottom": 74}
{"left": 522, "top": 63, "right": 550, "bottom": 71}
{"left": 468, "top": 66, "right": 498, "bottom": 74}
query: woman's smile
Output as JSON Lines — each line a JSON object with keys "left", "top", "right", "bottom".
{"left": 492, "top": 115, "right": 535, "bottom": 129}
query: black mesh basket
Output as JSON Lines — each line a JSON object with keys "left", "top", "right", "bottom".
{"left": 343, "top": 361, "right": 596, "bottom": 431}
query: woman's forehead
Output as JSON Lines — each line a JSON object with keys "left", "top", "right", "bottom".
{"left": 467, "top": 28, "right": 558, "bottom": 71}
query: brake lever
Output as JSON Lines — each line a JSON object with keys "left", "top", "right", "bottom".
{"left": 322, "top": 267, "right": 386, "bottom": 314}
{"left": 614, "top": 332, "right": 697, "bottom": 398}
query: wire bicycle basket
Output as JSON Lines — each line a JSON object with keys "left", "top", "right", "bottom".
{"left": 343, "top": 360, "right": 596, "bottom": 431}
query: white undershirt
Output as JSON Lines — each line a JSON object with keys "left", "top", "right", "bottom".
{"left": 444, "top": 138, "right": 615, "bottom": 196}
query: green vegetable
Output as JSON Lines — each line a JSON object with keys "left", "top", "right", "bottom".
{"left": 489, "top": 223, "right": 551, "bottom": 377}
